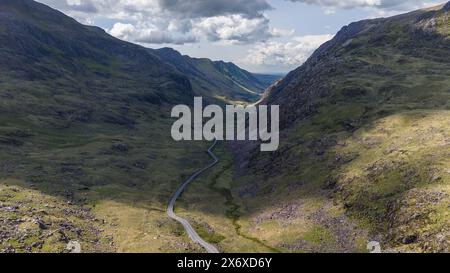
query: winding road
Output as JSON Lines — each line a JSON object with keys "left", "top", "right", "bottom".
{"left": 167, "top": 139, "right": 220, "bottom": 253}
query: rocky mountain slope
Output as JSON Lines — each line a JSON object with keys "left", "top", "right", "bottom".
{"left": 155, "top": 48, "right": 279, "bottom": 103}
{"left": 0, "top": 0, "right": 279, "bottom": 253}
{"left": 0, "top": 0, "right": 202, "bottom": 253}
{"left": 234, "top": 2, "right": 449, "bottom": 252}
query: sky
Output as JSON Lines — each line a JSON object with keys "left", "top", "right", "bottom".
{"left": 37, "top": 0, "right": 444, "bottom": 73}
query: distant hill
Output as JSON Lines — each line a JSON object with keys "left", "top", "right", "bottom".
{"left": 155, "top": 48, "right": 279, "bottom": 103}
{"left": 252, "top": 73, "right": 284, "bottom": 89}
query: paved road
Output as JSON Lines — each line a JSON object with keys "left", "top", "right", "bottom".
{"left": 167, "top": 140, "right": 220, "bottom": 253}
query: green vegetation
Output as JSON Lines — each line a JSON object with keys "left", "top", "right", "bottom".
{"left": 0, "top": 0, "right": 448, "bottom": 253}
{"left": 207, "top": 160, "right": 280, "bottom": 252}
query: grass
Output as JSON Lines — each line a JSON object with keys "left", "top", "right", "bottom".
{"left": 171, "top": 142, "right": 282, "bottom": 252}
{"left": 302, "top": 225, "right": 335, "bottom": 246}
{"left": 0, "top": 97, "right": 220, "bottom": 252}
{"left": 334, "top": 110, "right": 450, "bottom": 246}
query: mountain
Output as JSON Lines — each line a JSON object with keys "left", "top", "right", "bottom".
{"left": 211, "top": 61, "right": 277, "bottom": 94}
{"left": 0, "top": 0, "right": 255, "bottom": 253}
{"left": 2, "top": 0, "right": 447, "bottom": 254}
{"left": 252, "top": 73, "right": 284, "bottom": 89}
{"left": 0, "top": 0, "right": 197, "bottom": 114}
{"left": 263, "top": 2, "right": 450, "bottom": 128}
{"left": 0, "top": 0, "right": 202, "bottom": 253}
{"left": 0, "top": 0, "right": 283, "bottom": 254}
{"left": 155, "top": 48, "right": 279, "bottom": 103}
{"left": 234, "top": 3, "right": 449, "bottom": 252}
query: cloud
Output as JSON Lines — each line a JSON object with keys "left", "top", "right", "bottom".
{"left": 107, "top": 13, "right": 280, "bottom": 45}
{"left": 192, "top": 15, "right": 283, "bottom": 44}
{"left": 38, "top": 0, "right": 280, "bottom": 44}
{"left": 244, "top": 34, "right": 333, "bottom": 69}
{"left": 110, "top": 22, "right": 197, "bottom": 45}
{"left": 39, "top": 0, "right": 273, "bottom": 19}
{"left": 158, "top": 0, "right": 273, "bottom": 19}
{"left": 38, "top": 0, "right": 160, "bottom": 20}
{"left": 285, "top": 0, "right": 443, "bottom": 13}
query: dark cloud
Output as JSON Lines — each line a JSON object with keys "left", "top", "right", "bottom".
{"left": 158, "top": 0, "right": 273, "bottom": 18}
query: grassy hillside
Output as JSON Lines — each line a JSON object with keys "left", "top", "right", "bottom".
{"left": 230, "top": 3, "right": 449, "bottom": 252}
{"left": 0, "top": 0, "right": 221, "bottom": 253}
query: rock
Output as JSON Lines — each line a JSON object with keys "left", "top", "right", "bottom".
{"left": 58, "top": 230, "right": 69, "bottom": 243}
{"left": 2, "top": 206, "right": 19, "bottom": 212}
{"left": 323, "top": 179, "right": 337, "bottom": 190}
{"left": 133, "top": 160, "right": 147, "bottom": 169}
{"left": 66, "top": 241, "right": 82, "bottom": 253}
{"left": 367, "top": 241, "right": 382, "bottom": 253}
{"left": 33, "top": 219, "right": 48, "bottom": 230}
{"left": 402, "top": 235, "right": 418, "bottom": 245}
{"left": 31, "top": 241, "right": 43, "bottom": 249}
{"left": 111, "top": 143, "right": 130, "bottom": 153}
{"left": 74, "top": 228, "right": 82, "bottom": 236}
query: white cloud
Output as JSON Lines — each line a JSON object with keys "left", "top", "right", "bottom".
{"left": 109, "top": 23, "right": 135, "bottom": 40}
{"left": 107, "top": 14, "right": 281, "bottom": 45}
{"left": 244, "top": 34, "right": 334, "bottom": 69}
{"left": 38, "top": 0, "right": 280, "bottom": 44}
{"left": 192, "top": 15, "right": 283, "bottom": 44}
{"left": 110, "top": 22, "right": 197, "bottom": 44}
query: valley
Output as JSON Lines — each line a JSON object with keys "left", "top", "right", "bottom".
{"left": 0, "top": 0, "right": 280, "bottom": 253}
{"left": 0, "top": 0, "right": 449, "bottom": 254}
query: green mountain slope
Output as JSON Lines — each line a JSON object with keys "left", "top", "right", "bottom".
{"left": 0, "top": 0, "right": 219, "bottom": 253}
{"left": 0, "top": 0, "right": 282, "bottom": 253}
{"left": 155, "top": 48, "right": 279, "bottom": 103}
{"left": 234, "top": 3, "right": 450, "bottom": 252}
